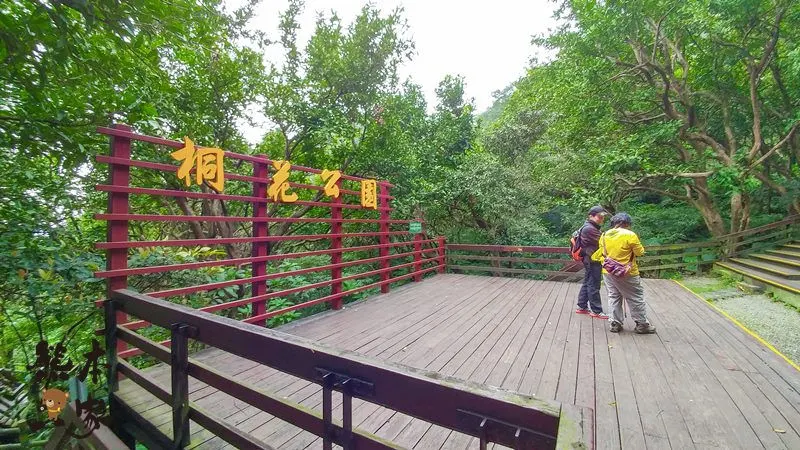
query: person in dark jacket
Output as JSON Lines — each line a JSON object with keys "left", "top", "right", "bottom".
{"left": 576, "top": 205, "right": 609, "bottom": 318}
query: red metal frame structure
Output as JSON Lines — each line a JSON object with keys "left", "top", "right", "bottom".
{"left": 96, "top": 124, "right": 593, "bottom": 449}
{"left": 95, "top": 124, "right": 443, "bottom": 357}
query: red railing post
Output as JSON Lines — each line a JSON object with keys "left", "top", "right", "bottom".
{"left": 413, "top": 226, "right": 423, "bottom": 282}
{"left": 106, "top": 124, "right": 131, "bottom": 352}
{"left": 331, "top": 177, "right": 344, "bottom": 309}
{"left": 251, "top": 157, "right": 269, "bottom": 325}
{"left": 379, "top": 182, "right": 391, "bottom": 293}
{"left": 438, "top": 236, "right": 447, "bottom": 273}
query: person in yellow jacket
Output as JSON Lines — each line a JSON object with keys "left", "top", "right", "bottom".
{"left": 591, "top": 212, "right": 656, "bottom": 334}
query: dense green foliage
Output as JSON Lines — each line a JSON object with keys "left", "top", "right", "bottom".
{"left": 0, "top": 0, "right": 796, "bottom": 442}
{"left": 483, "top": 0, "right": 799, "bottom": 238}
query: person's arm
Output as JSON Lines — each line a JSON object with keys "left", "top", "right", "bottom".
{"left": 591, "top": 235, "right": 604, "bottom": 262}
{"left": 630, "top": 233, "right": 645, "bottom": 257}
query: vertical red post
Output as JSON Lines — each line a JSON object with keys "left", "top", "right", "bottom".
{"left": 106, "top": 124, "right": 131, "bottom": 352}
{"left": 438, "top": 236, "right": 447, "bottom": 273}
{"left": 413, "top": 227, "right": 422, "bottom": 282}
{"left": 379, "top": 182, "right": 391, "bottom": 293}
{"left": 251, "top": 157, "right": 269, "bottom": 326}
{"left": 330, "top": 178, "right": 344, "bottom": 309}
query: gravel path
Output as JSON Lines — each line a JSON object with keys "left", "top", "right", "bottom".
{"left": 680, "top": 276, "right": 800, "bottom": 365}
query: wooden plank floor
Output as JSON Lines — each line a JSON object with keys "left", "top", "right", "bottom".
{"left": 117, "top": 274, "right": 800, "bottom": 449}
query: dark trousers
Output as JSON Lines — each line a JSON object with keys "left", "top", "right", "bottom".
{"left": 577, "top": 258, "right": 603, "bottom": 313}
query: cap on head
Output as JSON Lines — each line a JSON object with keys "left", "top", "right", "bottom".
{"left": 610, "top": 212, "right": 633, "bottom": 226}
{"left": 588, "top": 205, "right": 609, "bottom": 217}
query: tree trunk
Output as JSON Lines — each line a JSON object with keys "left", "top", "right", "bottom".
{"left": 691, "top": 191, "right": 726, "bottom": 237}
{"left": 175, "top": 197, "right": 206, "bottom": 239}
{"left": 728, "top": 192, "right": 751, "bottom": 257}
{"left": 206, "top": 198, "right": 243, "bottom": 259}
{"left": 730, "top": 192, "right": 751, "bottom": 234}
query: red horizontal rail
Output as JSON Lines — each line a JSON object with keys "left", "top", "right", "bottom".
{"left": 116, "top": 260, "right": 439, "bottom": 358}
{"left": 95, "top": 185, "right": 393, "bottom": 211}
{"left": 93, "top": 214, "right": 420, "bottom": 225}
{"left": 446, "top": 244, "right": 569, "bottom": 254}
{"left": 95, "top": 231, "right": 411, "bottom": 249}
{"left": 116, "top": 247, "right": 441, "bottom": 330}
{"left": 96, "top": 127, "right": 393, "bottom": 185}
{"left": 97, "top": 184, "right": 268, "bottom": 203}
{"left": 243, "top": 263, "right": 440, "bottom": 324}
{"left": 96, "top": 156, "right": 263, "bottom": 184}
{"left": 200, "top": 255, "right": 440, "bottom": 314}
{"left": 95, "top": 239, "right": 439, "bottom": 278}
{"left": 146, "top": 248, "right": 437, "bottom": 298}
{"left": 95, "top": 156, "right": 391, "bottom": 198}
{"left": 118, "top": 338, "right": 171, "bottom": 359}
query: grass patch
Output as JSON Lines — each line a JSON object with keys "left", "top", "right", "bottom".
{"left": 676, "top": 274, "right": 734, "bottom": 295}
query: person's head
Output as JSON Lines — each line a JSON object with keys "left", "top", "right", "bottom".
{"left": 587, "top": 205, "right": 609, "bottom": 225}
{"left": 610, "top": 212, "right": 633, "bottom": 229}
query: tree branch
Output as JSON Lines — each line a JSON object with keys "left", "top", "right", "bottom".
{"left": 616, "top": 176, "right": 689, "bottom": 201}
{"left": 175, "top": 197, "right": 206, "bottom": 239}
{"left": 619, "top": 112, "right": 667, "bottom": 125}
{"left": 748, "top": 5, "right": 787, "bottom": 161}
{"left": 747, "top": 122, "right": 799, "bottom": 172}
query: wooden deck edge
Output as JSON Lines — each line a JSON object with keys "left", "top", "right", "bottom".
{"left": 672, "top": 280, "right": 800, "bottom": 373}
{"left": 556, "top": 403, "right": 594, "bottom": 450}
{"left": 275, "top": 273, "right": 434, "bottom": 333}
{"left": 111, "top": 393, "right": 172, "bottom": 450}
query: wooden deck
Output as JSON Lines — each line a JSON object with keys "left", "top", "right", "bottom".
{"left": 117, "top": 274, "right": 800, "bottom": 449}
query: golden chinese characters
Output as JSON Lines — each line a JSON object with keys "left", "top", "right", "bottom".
{"left": 360, "top": 179, "right": 377, "bottom": 209}
{"left": 320, "top": 169, "right": 342, "bottom": 198}
{"left": 170, "top": 136, "right": 225, "bottom": 192}
{"left": 267, "top": 160, "right": 298, "bottom": 203}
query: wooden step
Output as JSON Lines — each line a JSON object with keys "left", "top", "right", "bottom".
{"left": 784, "top": 243, "right": 800, "bottom": 250}
{"left": 715, "top": 261, "right": 800, "bottom": 296}
{"left": 766, "top": 249, "right": 800, "bottom": 261}
{"left": 730, "top": 258, "right": 800, "bottom": 280}
{"left": 751, "top": 253, "right": 800, "bottom": 269}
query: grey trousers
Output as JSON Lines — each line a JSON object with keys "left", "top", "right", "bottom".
{"left": 602, "top": 274, "right": 651, "bottom": 325}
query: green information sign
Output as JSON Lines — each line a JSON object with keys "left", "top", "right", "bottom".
{"left": 409, "top": 221, "right": 422, "bottom": 234}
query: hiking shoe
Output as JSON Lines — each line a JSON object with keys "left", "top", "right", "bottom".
{"left": 575, "top": 308, "right": 590, "bottom": 314}
{"left": 610, "top": 321, "right": 622, "bottom": 333}
{"left": 634, "top": 323, "right": 657, "bottom": 334}
{"left": 589, "top": 311, "right": 609, "bottom": 320}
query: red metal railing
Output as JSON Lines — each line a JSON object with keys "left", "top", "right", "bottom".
{"left": 95, "top": 124, "right": 445, "bottom": 357}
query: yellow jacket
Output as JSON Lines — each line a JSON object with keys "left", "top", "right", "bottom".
{"left": 591, "top": 227, "right": 645, "bottom": 276}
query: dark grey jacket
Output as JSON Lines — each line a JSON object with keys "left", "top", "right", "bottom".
{"left": 579, "top": 219, "right": 602, "bottom": 260}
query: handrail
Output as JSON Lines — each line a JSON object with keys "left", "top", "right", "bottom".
{"left": 444, "top": 244, "right": 582, "bottom": 281}
{"left": 709, "top": 215, "right": 799, "bottom": 241}
{"left": 107, "top": 289, "right": 593, "bottom": 449}
{"left": 444, "top": 216, "right": 798, "bottom": 278}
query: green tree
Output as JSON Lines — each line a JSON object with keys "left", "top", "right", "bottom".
{"left": 0, "top": 0, "right": 266, "bottom": 397}
{"left": 492, "top": 0, "right": 800, "bottom": 237}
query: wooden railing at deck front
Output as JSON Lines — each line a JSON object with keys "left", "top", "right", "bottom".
{"left": 637, "top": 215, "right": 798, "bottom": 276}
{"left": 444, "top": 215, "right": 799, "bottom": 279}
{"left": 446, "top": 244, "right": 583, "bottom": 281}
{"left": 105, "top": 290, "right": 593, "bottom": 450}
